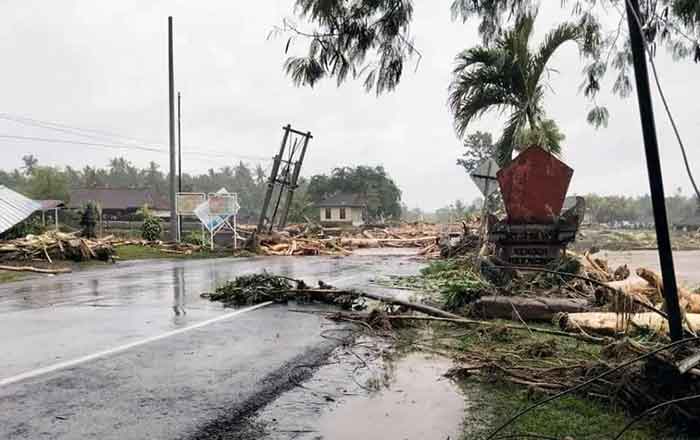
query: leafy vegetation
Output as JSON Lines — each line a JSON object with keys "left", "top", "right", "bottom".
{"left": 388, "top": 259, "right": 491, "bottom": 311}
{"left": 467, "top": 383, "right": 661, "bottom": 440}
{"left": 0, "top": 216, "right": 45, "bottom": 240}
{"left": 280, "top": 0, "right": 700, "bottom": 128}
{"left": 308, "top": 165, "right": 402, "bottom": 220}
{"left": 139, "top": 206, "right": 162, "bottom": 241}
{"left": 449, "top": 13, "right": 579, "bottom": 164}
{"left": 456, "top": 131, "right": 496, "bottom": 175}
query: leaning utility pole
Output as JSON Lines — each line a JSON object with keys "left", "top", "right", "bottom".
{"left": 168, "top": 16, "right": 177, "bottom": 241}
{"left": 256, "top": 125, "right": 312, "bottom": 233}
{"left": 625, "top": 0, "right": 684, "bottom": 341}
{"left": 278, "top": 130, "right": 311, "bottom": 229}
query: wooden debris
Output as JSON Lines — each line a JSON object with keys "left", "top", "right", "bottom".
{"left": 0, "top": 231, "right": 115, "bottom": 263}
{"left": 253, "top": 223, "right": 453, "bottom": 256}
{"left": 474, "top": 295, "right": 591, "bottom": 321}
{"left": 0, "top": 231, "right": 204, "bottom": 264}
{"left": 0, "top": 264, "right": 72, "bottom": 274}
{"left": 558, "top": 312, "right": 700, "bottom": 335}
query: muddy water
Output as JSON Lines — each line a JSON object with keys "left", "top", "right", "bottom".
{"left": 249, "top": 340, "right": 465, "bottom": 439}
{"left": 316, "top": 352, "right": 464, "bottom": 440}
{"left": 601, "top": 250, "right": 700, "bottom": 285}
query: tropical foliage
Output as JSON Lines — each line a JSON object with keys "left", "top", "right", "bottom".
{"left": 307, "top": 165, "right": 402, "bottom": 220}
{"left": 140, "top": 206, "right": 162, "bottom": 241}
{"left": 275, "top": 0, "right": 416, "bottom": 95}
{"left": 449, "top": 14, "right": 579, "bottom": 164}
{"left": 456, "top": 131, "right": 497, "bottom": 174}
{"left": 1, "top": 158, "right": 405, "bottom": 225}
{"left": 279, "top": 0, "right": 700, "bottom": 126}
{"left": 0, "top": 157, "right": 269, "bottom": 221}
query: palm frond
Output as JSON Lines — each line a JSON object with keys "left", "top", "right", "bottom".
{"left": 496, "top": 110, "right": 526, "bottom": 165}
{"left": 452, "top": 47, "right": 504, "bottom": 74}
{"left": 449, "top": 83, "right": 514, "bottom": 138}
{"left": 530, "top": 22, "right": 582, "bottom": 90}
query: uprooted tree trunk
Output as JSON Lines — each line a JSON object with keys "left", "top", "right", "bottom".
{"left": 473, "top": 295, "right": 591, "bottom": 321}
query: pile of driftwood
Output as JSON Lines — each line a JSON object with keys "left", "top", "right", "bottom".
{"left": 469, "top": 250, "right": 700, "bottom": 338}
{"left": 253, "top": 222, "right": 455, "bottom": 256}
{"left": 0, "top": 231, "right": 115, "bottom": 264}
{"left": 252, "top": 221, "right": 480, "bottom": 257}
{"left": 0, "top": 232, "right": 205, "bottom": 269}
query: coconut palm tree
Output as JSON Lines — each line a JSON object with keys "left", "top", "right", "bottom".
{"left": 449, "top": 13, "right": 582, "bottom": 165}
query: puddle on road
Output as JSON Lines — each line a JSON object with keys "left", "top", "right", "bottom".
{"left": 315, "top": 352, "right": 464, "bottom": 440}
{"left": 249, "top": 338, "right": 465, "bottom": 440}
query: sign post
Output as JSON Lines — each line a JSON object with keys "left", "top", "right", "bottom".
{"left": 470, "top": 159, "right": 500, "bottom": 261}
{"left": 176, "top": 192, "right": 207, "bottom": 242}
{"left": 193, "top": 189, "right": 240, "bottom": 250}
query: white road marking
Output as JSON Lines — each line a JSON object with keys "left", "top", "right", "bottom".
{"left": 0, "top": 302, "right": 273, "bottom": 388}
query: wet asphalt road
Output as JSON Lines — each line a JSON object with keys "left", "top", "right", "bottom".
{"left": 0, "top": 251, "right": 422, "bottom": 439}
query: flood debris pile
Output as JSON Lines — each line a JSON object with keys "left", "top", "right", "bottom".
{"left": 250, "top": 222, "right": 468, "bottom": 256}
{"left": 0, "top": 230, "right": 115, "bottom": 264}
{"left": 0, "top": 230, "right": 205, "bottom": 269}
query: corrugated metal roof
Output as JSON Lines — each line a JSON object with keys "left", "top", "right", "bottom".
{"left": 0, "top": 185, "right": 41, "bottom": 234}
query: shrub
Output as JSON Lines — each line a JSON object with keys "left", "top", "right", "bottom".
{"left": 140, "top": 206, "right": 162, "bottom": 241}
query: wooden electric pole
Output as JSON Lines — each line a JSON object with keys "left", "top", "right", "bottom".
{"left": 168, "top": 16, "right": 177, "bottom": 241}
{"left": 625, "top": 0, "right": 684, "bottom": 341}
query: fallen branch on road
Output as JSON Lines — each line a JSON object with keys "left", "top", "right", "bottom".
{"left": 202, "top": 272, "right": 461, "bottom": 319}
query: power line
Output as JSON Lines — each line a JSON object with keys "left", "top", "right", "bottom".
{"left": 0, "top": 133, "right": 268, "bottom": 162}
{"left": 0, "top": 112, "right": 270, "bottom": 162}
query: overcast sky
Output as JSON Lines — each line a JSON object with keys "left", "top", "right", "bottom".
{"left": 1, "top": 0, "right": 698, "bottom": 210}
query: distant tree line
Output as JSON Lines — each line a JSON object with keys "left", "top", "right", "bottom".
{"left": 404, "top": 191, "right": 699, "bottom": 226}
{"left": 0, "top": 156, "right": 404, "bottom": 224}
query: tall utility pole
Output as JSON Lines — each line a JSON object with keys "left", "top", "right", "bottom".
{"left": 168, "top": 16, "right": 177, "bottom": 241}
{"left": 177, "top": 91, "right": 182, "bottom": 240}
{"left": 625, "top": 0, "right": 683, "bottom": 341}
{"left": 177, "top": 92, "right": 182, "bottom": 193}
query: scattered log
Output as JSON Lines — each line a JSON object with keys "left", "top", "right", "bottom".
{"left": 636, "top": 268, "right": 700, "bottom": 313}
{"left": 559, "top": 312, "right": 700, "bottom": 336}
{"left": 474, "top": 295, "right": 590, "bottom": 321}
{"left": 0, "top": 265, "right": 71, "bottom": 274}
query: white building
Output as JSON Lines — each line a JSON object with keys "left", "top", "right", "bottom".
{"left": 317, "top": 192, "right": 367, "bottom": 227}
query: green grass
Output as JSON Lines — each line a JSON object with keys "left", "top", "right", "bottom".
{"left": 0, "top": 270, "right": 25, "bottom": 284}
{"left": 114, "top": 244, "right": 253, "bottom": 261}
{"left": 452, "top": 328, "right": 665, "bottom": 440}
{"left": 452, "top": 326, "right": 675, "bottom": 440}
{"left": 462, "top": 382, "right": 662, "bottom": 440}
